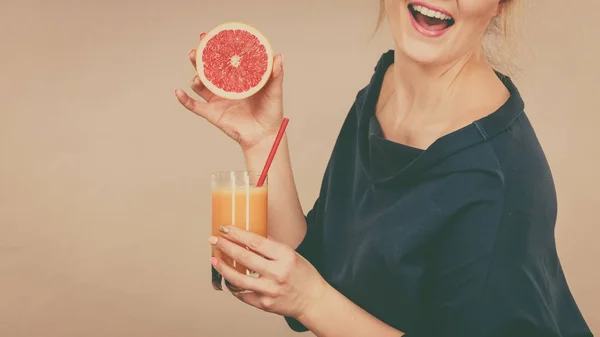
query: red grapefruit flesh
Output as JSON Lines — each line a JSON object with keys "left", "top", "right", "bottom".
{"left": 196, "top": 22, "right": 274, "bottom": 100}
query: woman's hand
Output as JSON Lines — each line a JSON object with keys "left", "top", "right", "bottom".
{"left": 175, "top": 33, "right": 285, "bottom": 152}
{"left": 209, "top": 225, "right": 327, "bottom": 319}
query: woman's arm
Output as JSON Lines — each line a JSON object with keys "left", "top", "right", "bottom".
{"left": 243, "top": 134, "right": 307, "bottom": 249}
{"left": 298, "top": 284, "right": 406, "bottom": 337}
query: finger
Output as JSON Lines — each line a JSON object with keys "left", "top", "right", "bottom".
{"left": 174, "top": 89, "right": 223, "bottom": 124}
{"left": 189, "top": 33, "right": 206, "bottom": 70}
{"left": 261, "top": 53, "right": 284, "bottom": 101}
{"left": 234, "top": 292, "right": 276, "bottom": 311}
{"left": 190, "top": 75, "right": 215, "bottom": 102}
{"left": 175, "top": 88, "right": 209, "bottom": 117}
{"left": 189, "top": 48, "right": 197, "bottom": 69}
{"left": 233, "top": 291, "right": 261, "bottom": 306}
{"left": 210, "top": 235, "right": 271, "bottom": 275}
{"left": 219, "top": 225, "right": 283, "bottom": 260}
{"left": 271, "top": 53, "right": 284, "bottom": 80}
{"left": 210, "top": 256, "right": 274, "bottom": 294}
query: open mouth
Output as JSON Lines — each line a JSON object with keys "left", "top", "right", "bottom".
{"left": 408, "top": 3, "right": 455, "bottom": 32}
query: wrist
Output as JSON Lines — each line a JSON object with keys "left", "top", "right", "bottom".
{"left": 241, "top": 132, "right": 278, "bottom": 156}
{"left": 295, "top": 281, "right": 335, "bottom": 326}
{"left": 240, "top": 116, "right": 286, "bottom": 156}
{"left": 241, "top": 130, "right": 289, "bottom": 173}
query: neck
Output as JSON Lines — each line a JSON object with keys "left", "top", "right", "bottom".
{"left": 390, "top": 46, "right": 492, "bottom": 119}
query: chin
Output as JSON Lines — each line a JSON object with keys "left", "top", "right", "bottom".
{"left": 396, "top": 41, "right": 454, "bottom": 66}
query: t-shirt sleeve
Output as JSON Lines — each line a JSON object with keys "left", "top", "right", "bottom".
{"left": 293, "top": 197, "right": 325, "bottom": 268}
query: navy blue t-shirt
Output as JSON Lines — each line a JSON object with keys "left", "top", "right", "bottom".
{"left": 284, "top": 50, "right": 592, "bottom": 337}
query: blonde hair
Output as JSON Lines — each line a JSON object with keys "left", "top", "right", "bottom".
{"left": 375, "top": 0, "right": 523, "bottom": 74}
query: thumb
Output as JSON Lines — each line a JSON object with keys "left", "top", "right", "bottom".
{"left": 271, "top": 53, "right": 284, "bottom": 81}
{"left": 262, "top": 54, "right": 284, "bottom": 100}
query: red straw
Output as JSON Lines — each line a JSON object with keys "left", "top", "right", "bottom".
{"left": 256, "top": 118, "right": 289, "bottom": 187}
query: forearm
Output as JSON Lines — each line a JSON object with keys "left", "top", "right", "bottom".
{"left": 297, "top": 284, "right": 405, "bottom": 337}
{"left": 243, "top": 134, "right": 307, "bottom": 249}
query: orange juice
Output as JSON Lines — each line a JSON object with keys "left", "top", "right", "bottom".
{"left": 210, "top": 171, "right": 267, "bottom": 292}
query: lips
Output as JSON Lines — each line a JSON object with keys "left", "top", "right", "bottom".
{"left": 408, "top": 2, "right": 455, "bottom": 37}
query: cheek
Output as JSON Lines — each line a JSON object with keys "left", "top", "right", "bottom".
{"left": 383, "top": 0, "right": 404, "bottom": 26}
{"left": 454, "top": 0, "right": 499, "bottom": 39}
{"left": 457, "top": 0, "right": 500, "bottom": 19}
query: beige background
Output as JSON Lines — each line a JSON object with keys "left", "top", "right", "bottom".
{"left": 1, "top": 0, "right": 598, "bottom": 336}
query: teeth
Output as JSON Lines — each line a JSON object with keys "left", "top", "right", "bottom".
{"left": 412, "top": 4, "right": 452, "bottom": 20}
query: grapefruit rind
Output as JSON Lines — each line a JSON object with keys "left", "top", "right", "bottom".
{"left": 195, "top": 22, "right": 274, "bottom": 100}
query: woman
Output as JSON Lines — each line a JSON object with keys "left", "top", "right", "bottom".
{"left": 175, "top": 0, "right": 593, "bottom": 336}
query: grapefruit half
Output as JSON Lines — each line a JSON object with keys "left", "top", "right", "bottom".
{"left": 195, "top": 22, "right": 274, "bottom": 100}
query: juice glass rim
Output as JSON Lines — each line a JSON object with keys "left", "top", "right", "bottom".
{"left": 211, "top": 170, "right": 263, "bottom": 176}
{"left": 211, "top": 170, "right": 267, "bottom": 186}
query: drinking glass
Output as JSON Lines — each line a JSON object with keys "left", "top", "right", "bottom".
{"left": 211, "top": 171, "right": 268, "bottom": 293}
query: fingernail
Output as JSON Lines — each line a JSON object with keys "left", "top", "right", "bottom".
{"left": 210, "top": 257, "right": 218, "bottom": 266}
{"left": 219, "top": 225, "right": 230, "bottom": 234}
{"left": 200, "top": 32, "right": 206, "bottom": 38}
{"left": 189, "top": 49, "right": 194, "bottom": 56}
{"left": 193, "top": 76, "right": 200, "bottom": 84}
{"left": 208, "top": 236, "right": 218, "bottom": 244}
